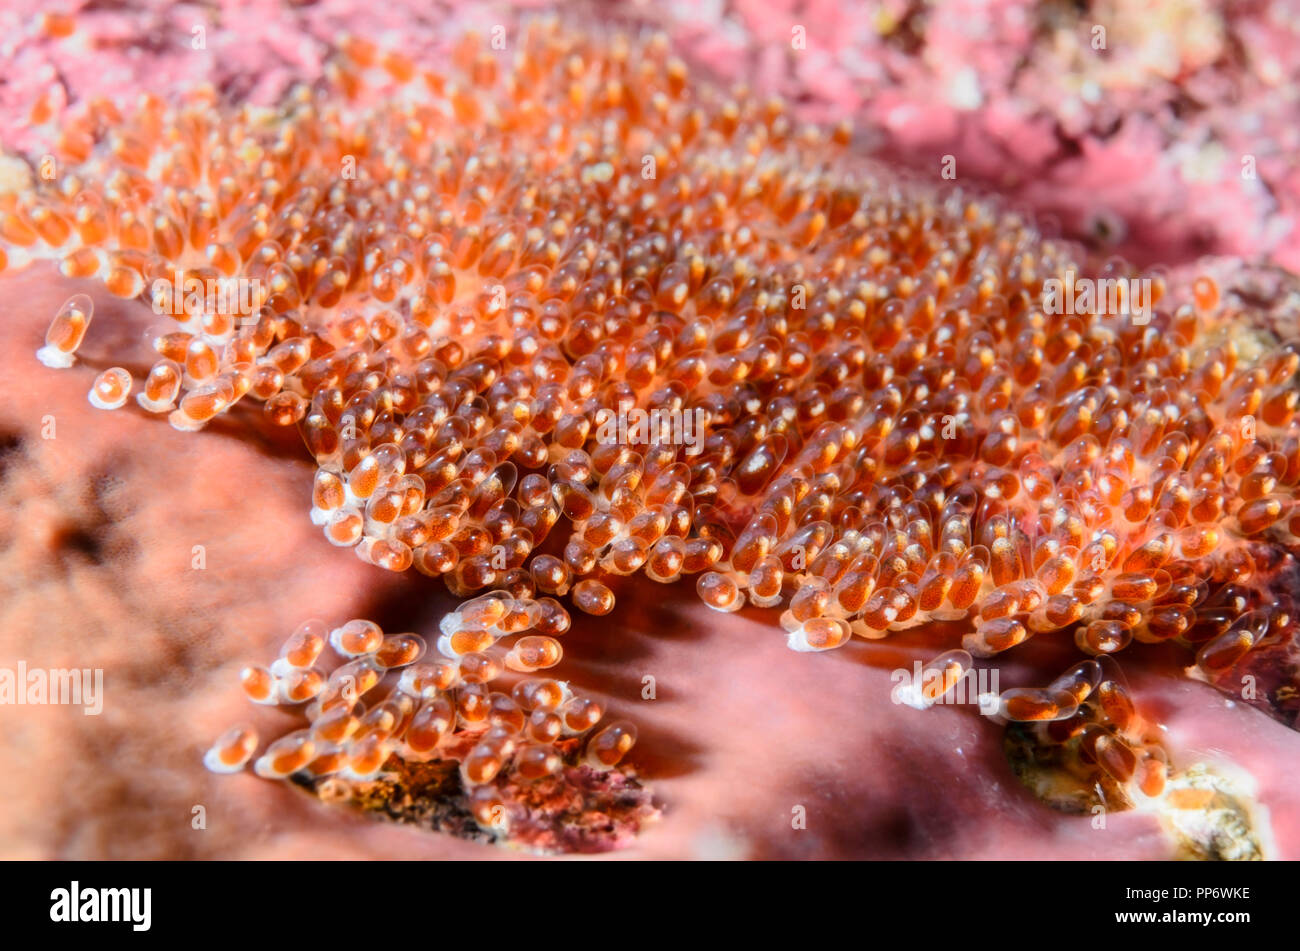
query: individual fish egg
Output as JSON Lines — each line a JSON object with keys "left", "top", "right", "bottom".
{"left": 87, "top": 367, "right": 132, "bottom": 409}
{"left": 203, "top": 725, "right": 258, "bottom": 774}
{"left": 37, "top": 293, "right": 93, "bottom": 368}
{"left": 329, "top": 619, "right": 384, "bottom": 657}
{"left": 585, "top": 720, "right": 637, "bottom": 770}
{"left": 253, "top": 731, "right": 316, "bottom": 778}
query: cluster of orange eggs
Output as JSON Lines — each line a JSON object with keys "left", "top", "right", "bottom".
{"left": 10, "top": 19, "right": 1300, "bottom": 825}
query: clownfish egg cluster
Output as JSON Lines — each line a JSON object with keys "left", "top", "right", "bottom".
{"left": 13, "top": 19, "right": 1300, "bottom": 827}
{"left": 207, "top": 608, "right": 633, "bottom": 822}
{"left": 1005, "top": 657, "right": 1172, "bottom": 801}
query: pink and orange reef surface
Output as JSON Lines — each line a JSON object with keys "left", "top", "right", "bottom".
{"left": 3, "top": 4, "right": 1300, "bottom": 857}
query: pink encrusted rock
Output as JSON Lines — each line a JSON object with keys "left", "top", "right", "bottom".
{"left": 2, "top": 1, "right": 1297, "bottom": 268}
